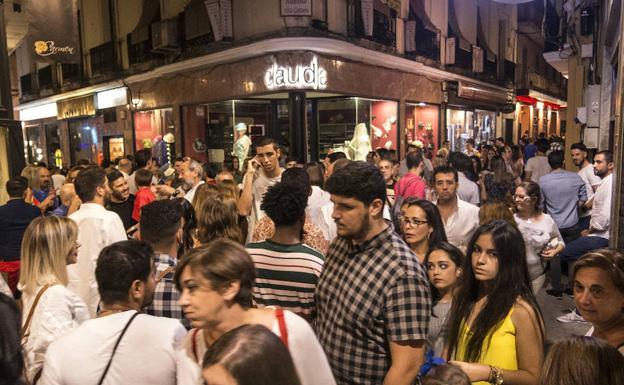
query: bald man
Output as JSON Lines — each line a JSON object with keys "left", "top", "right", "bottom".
{"left": 50, "top": 183, "right": 76, "bottom": 217}
{"left": 117, "top": 158, "right": 132, "bottom": 179}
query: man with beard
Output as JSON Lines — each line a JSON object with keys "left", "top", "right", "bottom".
{"left": 33, "top": 164, "right": 58, "bottom": 213}
{"left": 40, "top": 240, "right": 186, "bottom": 385}
{"left": 69, "top": 167, "right": 127, "bottom": 316}
{"left": 570, "top": 142, "right": 602, "bottom": 230}
{"left": 315, "top": 161, "right": 431, "bottom": 385}
{"left": 180, "top": 159, "right": 205, "bottom": 203}
{"left": 106, "top": 169, "right": 136, "bottom": 230}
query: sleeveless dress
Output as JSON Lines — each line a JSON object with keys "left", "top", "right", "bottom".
{"left": 455, "top": 308, "right": 517, "bottom": 385}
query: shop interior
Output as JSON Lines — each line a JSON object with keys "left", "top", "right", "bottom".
{"left": 446, "top": 108, "right": 496, "bottom": 152}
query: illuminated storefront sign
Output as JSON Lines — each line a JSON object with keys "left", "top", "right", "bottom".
{"left": 57, "top": 95, "right": 96, "bottom": 119}
{"left": 96, "top": 87, "right": 128, "bottom": 109}
{"left": 264, "top": 56, "right": 328, "bottom": 90}
{"left": 19, "top": 103, "right": 58, "bottom": 121}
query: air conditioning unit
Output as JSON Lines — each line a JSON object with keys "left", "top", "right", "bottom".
{"left": 152, "top": 19, "right": 179, "bottom": 53}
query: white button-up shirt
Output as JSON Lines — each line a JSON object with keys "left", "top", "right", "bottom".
{"left": 589, "top": 173, "right": 613, "bottom": 240}
{"left": 68, "top": 203, "right": 127, "bottom": 316}
{"left": 457, "top": 172, "right": 480, "bottom": 206}
{"left": 184, "top": 180, "right": 205, "bottom": 204}
{"left": 437, "top": 197, "right": 480, "bottom": 251}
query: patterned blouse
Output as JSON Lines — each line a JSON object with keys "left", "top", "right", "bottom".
{"left": 251, "top": 216, "right": 329, "bottom": 254}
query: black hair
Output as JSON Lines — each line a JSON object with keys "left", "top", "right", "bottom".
{"left": 570, "top": 142, "right": 587, "bottom": 152}
{"left": 203, "top": 162, "right": 221, "bottom": 179}
{"left": 95, "top": 240, "right": 154, "bottom": 305}
{"left": 447, "top": 152, "right": 473, "bottom": 175}
{"left": 6, "top": 176, "right": 29, "bottom": 198}
{"left": 254, "top": 136, "right": 278, "bottom": 150}
{"left": 202, "top": 324, "right": 302, "bottom": 385}
{"left": 176, "top": 197, "right": 197, "bottom": 258}
{"left": 75, "top": 159, "right": 91, "bottom": 166}
{"left": 135, "top": 168, "right": 153, "bottom": 187}
{"left": 466, "top": 138, "right": 475, "bottom": 146}
{"left": 327, "top": 152, "right": 347, "bottom": 164}
{"left": 401, "top": 198, "right": 447, "bottom": 252}
{"left": 547, "top": 150, "right": 564, "bottom": 169}
{"left": 406, "top": 150, "right": 424, "bottom": 170}
{"left": 174, "top": 156, "right": 185, "bottom": 163}
{"left": 325, "top": 161, "right": 386, "bottom": 207}
{"left": 261, "top": 182, "right": 308, "bottom": 227}
{"left": 285, "top": 156, "right": 299, "bottom": 164}
{"left": 446, "top": 220, "right": 543, "bottom": 362}
{"left": 596, "top": 150, "right": 613, "bottom": 163}
{"left": 140, "top": 200, "right": 182, "bottom": 248}
{"left": 433, "top": 166, "right": 458, "bottom": 183}
{"left": 469, "top": 155, "right": 482, "bottom": 180}
{"left": 74, "top": 167, "right": 106, "bottom": 202}
{"left": 305, "top": 162, "right": 324, "bottom": 188}
{"left": 536, "top": 139, "right": 549, "bottom": 153}
{"left": 0, "top": 293, "right": 22, "bottom": 385}
{"left": 134, "top": 149, "right": 152, "bottom": 169}
{"left": 425, "top": 241, "right": 464, "bottom": 302}
{"left": 281, "top": 167, "right": 311, "bottom": 194}
{"left": 106, "top": 169, "right": 124, "bottom": 187}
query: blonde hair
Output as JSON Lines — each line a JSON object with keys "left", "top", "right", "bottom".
{"left": 196, "top": 198, "right": 242, "bottom": 244}
{"left": 217, "top": 180, "right": 239, "bottom": 204}
{"left": 19, "top": 216, "right": 78, "bottom": 294}
{"left": 192, "top": 183, "right": 220, "bottom": 213}
{"left": 20, "top": 165, "right": 40, "bottom": 190}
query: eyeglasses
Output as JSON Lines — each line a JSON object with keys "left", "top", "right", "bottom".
{"left": 512, "top": 195, "right": 531, "bottom": 202}
{"left": 400, "top": 216, "right": 428, "bottom": 227}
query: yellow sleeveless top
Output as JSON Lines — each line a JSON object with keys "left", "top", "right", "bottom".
{"left": 454, "top": 308, "right": 517, "bottom": 385}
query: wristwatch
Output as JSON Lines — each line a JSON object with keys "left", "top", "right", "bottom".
{"left": 488, "top": 366, "right": 504, "bottom": 385}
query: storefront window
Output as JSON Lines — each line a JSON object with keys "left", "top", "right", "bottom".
{"left": 133, "top": 108, "right": 174, "bottom": 152}
{"left": 446, "top": 108, "right": 474, "bottom": 152}
{"left": 317, "top": 97, "right": 398, "bottom": 160}
{"left": 68, "top": 119, "right": 102, "bottom": 165}
{"left": 24, "top": 125, "right": 43, "bottom": 164}
{"left": 474, "top": 110, "right": 496, "bottom": 145}
{"left": 44, "top": 123, "right": 62, "bottom": 167}
{"left": 405, "top": 103, "right": 440, "bottom": 155}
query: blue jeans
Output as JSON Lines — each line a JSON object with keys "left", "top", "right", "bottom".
{"left": 549, "top": 236, "right": 609, "bottom": 291}
{"left": 578, "top": 216, "right": 591, "bottom": 230}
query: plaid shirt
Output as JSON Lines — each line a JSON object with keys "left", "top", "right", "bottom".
{"left": 315, "top": 225, "right": 431, "bottom": 385}
{"left": 144, "top": 253, "right": 190, "bottom": 329}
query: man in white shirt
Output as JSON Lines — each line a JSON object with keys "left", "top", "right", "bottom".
{"left": 434, "top": 166, "right": 480, "bottom": 252}
{"left": 571, "top": 142, "right": 603, "bottom": 230}
{"left": 180, "top": 160, "right": 205, "bottom": 204}
{"left": 127, "top": 149, "right": 157, "bottom": 194}
{"left": 238, "top": 137, "right": 284, "bottom": 243}
{"left": 448, "top": 152, "right": 480, "bottom": 206}
{"left": 39, "top": 240, "right": 186, "bottom": 385}
{"left": 524, "top": 140, "right": 551, "bottom": 182}
{"left": 69, "top": 168, "right": 127, "bottom": 316}
{"left": 559, "top": 150, "right": 613, "bottom": 263}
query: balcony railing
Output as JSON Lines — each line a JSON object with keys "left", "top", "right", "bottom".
{"left": 347, "top": 0, "right": 396, "bottom": 48}
{"left": 38, "top": 65, "right": 54, "bottom": 90}
{"left": 503, "top": 60, "right": 515, "bottom": 82}
{"left": 413, "top": 17, "right": 439, "bottom": 60}
{"left": 20, "top": 73, "right": 34, "bottom": 97}
{"left": 518, "top": 65, "right": 566, "bottom": 99}
{"left": 90, "top": 41, "right": 116, "bottom": 77}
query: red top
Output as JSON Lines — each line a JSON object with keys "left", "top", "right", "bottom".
{"left": 394, "top": 172, "right": 426, "bottom": 200}
{"left": 132, "top": 187, "right": 156, "bottom": 222}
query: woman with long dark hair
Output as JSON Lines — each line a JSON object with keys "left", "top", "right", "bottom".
{"left": 479, "top": 156, "right": 515, "bottom": 203}
{"left": 447, "top": 220, "right": 544, "bottom": 385}
{"left": 425, "top": 242, "right": 464, "bottom": 357}
{"left": 399, "top": 198, "right": 447, "bottom": 263}
{"left": 176, "top": 197, "right": 197, "bottom": 257}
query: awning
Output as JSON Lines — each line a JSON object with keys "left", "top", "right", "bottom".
{"left": 410, "top": 0, "right": 439, "bottom": 33}
{"left": 448, "top": 0, "right": 473, "bottom": 51}
{"left": 130, "top": 0, "right": 160, "bottom": 43}
{"left": 477, "top": 7, "right": 497, "bottom": 61}
{"left": 457, "top": 81, "right": 513, "bottom": 105}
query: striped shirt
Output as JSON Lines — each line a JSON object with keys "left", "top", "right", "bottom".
{"left": 246, "top": 240, "right": 325, "bottom": 319}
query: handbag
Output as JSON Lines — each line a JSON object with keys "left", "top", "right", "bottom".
{"left": 97, "top": 312, "right": 140, "bottom": 385}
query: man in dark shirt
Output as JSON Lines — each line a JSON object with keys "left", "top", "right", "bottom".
{"left": 0, "top": 176, "right": 41, "bottom": 292}
{"left": 106, "top": 169, "right": 136, "bottom": 231}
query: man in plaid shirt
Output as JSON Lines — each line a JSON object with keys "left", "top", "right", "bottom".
{"left": 140, "top": 199, "right": 190, "bottom": 328}
{"left": 315, "top": 161, "right": 431, "bottom": 385}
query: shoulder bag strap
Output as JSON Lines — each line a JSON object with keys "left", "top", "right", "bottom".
{"left": 20, "top": 284, "right": 52, "bottom": 339}
{"left": 275, "top": 307, "right": 288, "bottom": 348}
{"left": 156, "top": 266, "right": 176, "bottom": 283}
{"left": 97, "top": 312, "right": 140, "bottom": 385}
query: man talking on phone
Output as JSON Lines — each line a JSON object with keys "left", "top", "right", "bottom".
{"left": 238, "top": 136, "right": 283, "bottom": 243}
{"left": 33, "top": 164, "right": 59, "bottom": 213}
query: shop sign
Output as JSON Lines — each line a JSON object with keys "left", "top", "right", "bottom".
{"left": 204, "top": 0, "right": 232, "bottom": 41}
{"left": 20, "top": 102, "right": 58, "bottom": 121}
{"left": 57, "top": 95, "right": 96, "bottom": 120}
{"left": 264, "top": 56, "right": 328, "bottom": 90}
{"left": 96, "top": 87, "right": 128, "bottom": 110}
{"left": 405, "top": 21, "right": 416, "bottom": 52}
{"left": 27, "top": 0, "right": 80, "bottom": 64}
{"left": 281, "top": 0, "right": 312, "bottom": 16}
{"left": 472, "top": 46, "right": 484, "bottom": 73}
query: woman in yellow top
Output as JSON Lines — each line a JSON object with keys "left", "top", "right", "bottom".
{"left": 445, "top": 220, "right": 544, "bottom": 385}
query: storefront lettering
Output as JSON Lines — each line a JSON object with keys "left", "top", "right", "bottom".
{"left": 34, "top": 40, "right": 75, "bottom": 57}
{"left": 264, "top": 57, "right": 328, "bottom": 90}
{"left": 57, "top": 95, "right": 96, "bottom": 120}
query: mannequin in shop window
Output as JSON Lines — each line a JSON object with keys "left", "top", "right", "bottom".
{"left": 233, "top": 123, "right": 252, "bottom": 163}
{"left": 347, "top": 123, "right": 372, "bottom": 162}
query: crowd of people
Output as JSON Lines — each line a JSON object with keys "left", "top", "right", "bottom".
{"left": 0, "top": 133, "right": 622, "bottom": 385}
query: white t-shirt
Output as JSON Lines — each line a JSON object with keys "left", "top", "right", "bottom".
{"left": 437, "top": 198, "right": 480, "bottom": 252}
{"left": 20, "top": 284, "right": 90, "bottom": 383}
{"left": 514, "top": 213, "right": 564, "bottom": 280}
{"left": 177, "top": 310, "right": 336, "bottom": 385}
{"left": 39, "top": 310, "right": 186, "bottom": 385}
{"left": 457, "top": 172, "right": 480, "bottom": 206}
{"left": 525, "top": 155, "right": 552, "bottom": 183}
{"left": 577, "top": 163, "right": 602, "bottom": 217}
{"left": 68, "top": 203, "right": 127, "bottom": 317}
